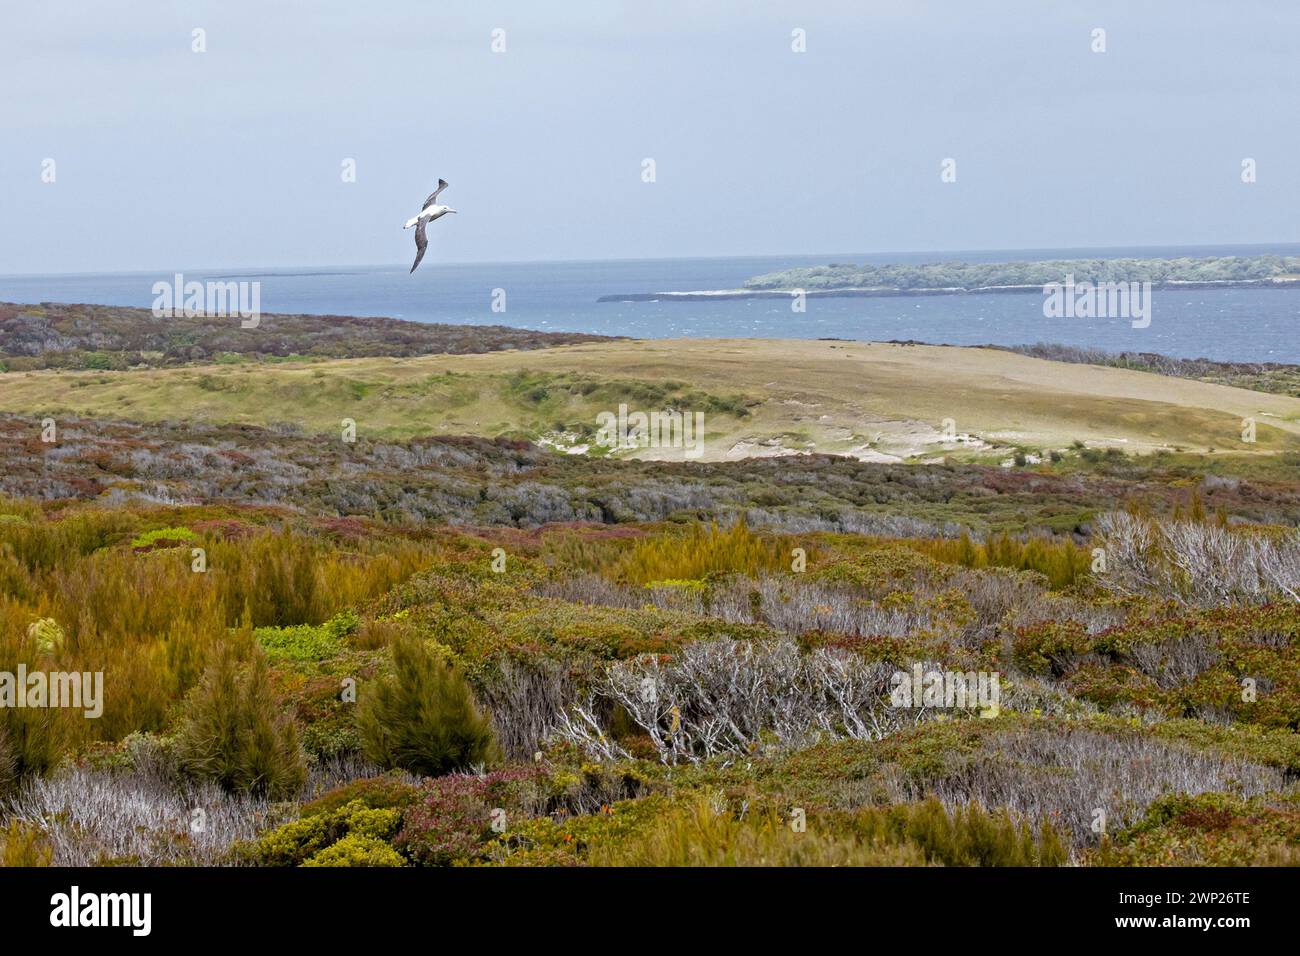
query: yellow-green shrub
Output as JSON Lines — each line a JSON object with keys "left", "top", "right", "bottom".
{"left": 908, "top": 532, "right": 1091, "bottom": 590}
{"left": 237, "top": 800, "right": 403, "bottom": 866}
{"left": 0, "top": 820, "right": 52, "bottom": 867}
{"left": 302, "top": 833, "right": 405, "bottom": 867}
{"left": 615, "top": 521, "right": 788, "bottom": 585}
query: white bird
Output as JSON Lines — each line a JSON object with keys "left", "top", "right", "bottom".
{"left": 403, "top": 179, "right": 457, "bottom": 273}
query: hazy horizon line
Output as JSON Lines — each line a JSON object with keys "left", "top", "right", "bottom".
{"left": 4, "top": 239, "right": 1300, "bottom": 281}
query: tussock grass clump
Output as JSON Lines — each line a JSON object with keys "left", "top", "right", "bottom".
{"left": 358, "top": 634, "right": 497, "bottom": 777}
{"left": 0, "top": 600, "right": 74, "bottom": 784}
{"left": 908, "top": 531, "right": 1091, "bottom": 590}
{"left": 615, "top": 520, "right": 788, "bottom": 585}
{"left": 175, "top": 644, "right": 307, "bottom": 799}
{"left": 0, "top": 727, "right": 17, "bottom": 799}
{"left": 588, "top": 796, "right": 1066, "bottom": 867}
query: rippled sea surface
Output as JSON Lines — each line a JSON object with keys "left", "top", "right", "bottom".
{"left": 3, "top": 244, "right": 1298, "bottom": 362}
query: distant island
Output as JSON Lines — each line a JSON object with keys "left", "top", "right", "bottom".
{"left": 597, "top": 254, "right": 1300, "bottom": 301}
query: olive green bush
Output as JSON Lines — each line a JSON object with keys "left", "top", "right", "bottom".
{"left": 175, "top": 646, "right": 307, "bottom": 799}
{"left": 357, "top": 634, "right": 497, "bottom": 777}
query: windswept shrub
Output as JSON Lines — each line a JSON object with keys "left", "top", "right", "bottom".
{"left": 551, "top": 638, "right": 911, "bottom": 764}
{"left": 357, "top": 634, "right": 497, "bottom": 777}
{"left": 1008, "top": 603, "right": 1300, "bottom": 726}
{"left": 884, "top": 720, "right": 1285, "bottom": 849}
{"left": 175, "top": 645, "right": 307, "bottom": 798}
{"left": 476, "top": 656, "right": 575, "bottom": 760}
{"left": 1095, "top": 511, "right": 1300, "bottom": 605}
{"left": 1090, "top": 791, "right": 1300, "bottom": 866}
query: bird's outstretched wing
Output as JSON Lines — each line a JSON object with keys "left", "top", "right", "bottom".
{"left": 423, "top": 179, "right": 449, "bottom": 209}
{"left": 410, "top": 218, "right": 429, "bottom": 273}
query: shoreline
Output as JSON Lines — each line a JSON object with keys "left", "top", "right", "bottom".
{"left": 597, "top": 276, "right": 1300, "bottom": 303}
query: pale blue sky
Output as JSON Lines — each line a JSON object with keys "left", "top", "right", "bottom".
{"left": 1, "top": 0, "right": 1296, "bottom": 273}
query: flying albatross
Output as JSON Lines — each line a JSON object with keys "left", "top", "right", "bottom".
{"left": 403, "top": 179, "right": 457, "bottom": 273}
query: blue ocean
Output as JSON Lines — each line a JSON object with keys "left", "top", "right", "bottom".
{"left": 2, "top": 244, "right": 1298, "bottom": 363}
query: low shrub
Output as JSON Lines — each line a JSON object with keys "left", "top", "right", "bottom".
{"left": 585, "top": 796, "right": 1066, "bottom": 867}
{"left": 301, "top": 775, "right": 421, "bottom": 817}
{"left": 1090, "top": 791, "right": 1300, "bottom": 866}
{"left": 238, "top": 799, "right": 402, "bottom": 866}
{"left": 301, "top": 832, "right": 405, "bottom": 867}
{"left": 394, "top": 776, "right": 495, "bottom": 865}
{"left": 255, "top": 610, "right": 357, "bottom": 663}
{"left": 395, "top": 767, "right": 551, "bottom": 866}
{"left": 0, "top": 820, "right": 53, "bottom": 867}
{"left": 357, "top": 634, "right": 497, "bottom": 777}
{"left": 175, "top": 645, "right": 307, "bottom": 798}
{"left": 130, "top": 527, "right": 198, "bottom": 550}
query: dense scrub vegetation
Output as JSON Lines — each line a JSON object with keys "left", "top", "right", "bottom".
{"left": 745, "top": 254, "right": 1300, "bottom": 291}
{"left": 3, "top": 330, "right": 1300, "bottom": 866}
{"left": 0, "top": 301, "right": 615, "bottom": 372}
{"left": 2, "top": 445, "right": 1299, "bottom": 865}
{"left": 6, "top": 413, "right": 1300, "bottom": 535}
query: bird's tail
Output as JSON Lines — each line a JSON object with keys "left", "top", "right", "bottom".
{"left": 403, "top": 216, "right": 419, "bottom": 229}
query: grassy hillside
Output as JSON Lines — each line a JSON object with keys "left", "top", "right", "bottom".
{"left": 995, "top": 343, "right": 1300, "bottom": 397}
{"left": 3, "top": 339, "right": 1299, "bottom": 462}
